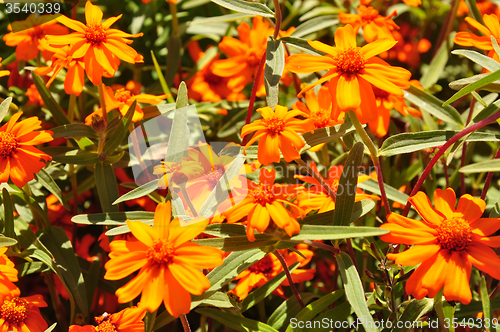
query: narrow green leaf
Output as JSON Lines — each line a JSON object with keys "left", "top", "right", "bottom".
{"left": 291, "top": 16, "right": 339, "bottom": 38}
{"left": 302, "top": 122, "right": 357, "bottom": 147}
{"left": 472, "top": 99, "right": 500, "bottom": 124}
{"left": 95, "top": 162, "right": 120, "bottom": 213}
{"left": 393, "top": 299, "right": 434, "bottom": 332}
{"left": 211, "top": 0, "right": 274, "bottom": 17}
{"left": 176, "top": 81, "right": 189, "bottom": 109}
{"left": 0, "top": 97, "right": 12, "bottom": 123}
{"left": 113, "top": 179, "right": 158, "bottom": 205}
{"left": 197, "top": 308, "right": 279, "bottom": 332}
{"left": 434, "top": 293, "right": 456, "bottom": 332}
{"left": 357, "top": 179, "right": 409, "bottom": 205}
{"left": 45, "top": 323, "right": 57, "bottom": 332}
{"left": 35, "top": 169, "right": 69, "bottom": 210}
{"left": 166, "top": 36, "right": 182, "bottom": 88}
{"left": 449, "top": 73, "right": 500, "bottom": 92}
{"left": 452, "top": 50, "right": 500, "bottom": 73}
{"left": 405, "top": 85, "right": 464, "bottom": 127}
{"left": 265, "top": 38, "right": 285, "bottom": 108}
{"left": 190, "top": 13, "right": 253, "bottom": 24}
{"left": 103, "top": 100, "right": 136, "bottom": 154}
{"left": 481, "top": 276, "right": 492, "bottom": 331}
{"left": 420, "top": 39, "right": 452, "bottom": 89}
{"left": 84, "top": 258, "right": 101, "bottom": 314}
{"left": 280, "top": 37, "right": 326, "bottom": 56}
{"left": 465, "top": 0, "right": 485, "bottom": 24}
{"left": 194, "top": 291, "right": 234, "bottom": 309}
{"left": 460, "top": 159, "right": 500, "bottom": 173}
{"left": 444, "top": 68, "right": 500, "bottom": 106}
{"left": 333, "top": 142, "right": 364, "bottom": 226}
{"left": 193, "top": 233, "right": 279, "bottom": 252}
{"left": 267, "top": 293, "right": 319, "bottom": 331}
{"left": 151, "top": 51, "right": 173, "bottom": 102}
{"left": 241, "top": 262, "right": 300, "bottom": 312}
{"left": 490, "top": 197, "right": 500, "bottom": 217}
{"left": 32, "top": 73, "right": 70, "bottom": 125}
{"left": 38, "top": 226, "right": 88, "bottom": 317}
{"left": 303, "top": 301, "right": 352, "bottom": 332}
{"left": 51, "top": 123, "right": 98, "bottom": 139}
{"left": 289, "top": 225, "right": 389, "bottom": 241}
{"left": 336, "top": 252, "right": 378, "bottom": 332}
{"left": 50, "top": 149, "right": 99, "bottom": 165}
{"left": 0, "top": 237, "right": 17, "bottom": 248}
{"left": 71, "top": 211, "right": 154, "bottom": 225}
{"left": 302, "top": 199, "right": 375, "bottom": 226}
{"left": 285, "top": 290, "right": 345, "bottom": 332}
{"left": 2, "top": 188, "right": 15, "bottom": 240}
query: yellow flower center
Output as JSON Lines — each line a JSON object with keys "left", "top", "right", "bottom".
{"left": 436, "top": 216, "right": 473, "bottom": 251}
{"left": 0, "top": 298, "right": 29, "bottom": 325}
{"left": 0, "top": 132, "right": 19, "bottom": 157}
{"left": 114, "top": 88, "right": 132, "bottom": 103}
{"left": 85, "top": 23, "right": 107, "bottom": 45}
{"left": 95, "top": 313, "right": 117, "bottom": 332}
{"left": 250, "top": 184, "right": 275, "bottom": 206}
{"left": 249, "top": 255, "right": 274, "bottom": 275}
{"left": 206, "top": 166, "right": 225, "bottom": 187}
{"left": 334, "top": 47, "right": 366, "bottom": 75}
{"left": 263, "top": 116, "right": 285, "bottom": 136}
{"left": 147, "top": 239, "right": 175, "bottom": 266}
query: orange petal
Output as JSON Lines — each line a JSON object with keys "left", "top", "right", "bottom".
{"left": 407, "top": 191, "right": 445, "bottom": 225}
{"left": 456, "top": 194, "right": 485, "bottom": 222}
{"left": 443, "top": 251, "right": 472, "bottom": 304}
{"left": 433, "top": 188, "right": 456, "bottom": 219}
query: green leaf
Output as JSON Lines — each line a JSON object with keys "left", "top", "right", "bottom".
{"left": 288, "top": 225, "right": 389, "bottom": 241}
{"left": 0, "top": 97, "right": 12, "bottom": 123}
{"left": 280, "top": 37, "right": 326, "bottom": 56}
{"left": 0, "top": 236, "right": 17, "bottom": 248}
{"left": 151, "top": 51, "right": 173, "bottom": 101}
{"left": 32, "top": 73, "right": 70, "bottom": 125}
{"left": 460, "top": 159, "right": 500, "bottom": 173}
{"left": 285, "top": 290, "right": 345, "bottom": 332}
{"left": 303, "top": 301, "right": 352, "bottom": 332}
{"left": 166, "top": 102, "right": 190, "bottom": 165}
{"left": 472, "top": 99, "right": 500, "bottom": 124}
{"left": 45, "top": 323, "right": 57, "bottom": 332}
{"left": 291, "top": 16, "right": 339, "bottom": 38}
{"left": 333, "top": 142, "right": 364, "bottom": 226}
{"left": 35, "top": 168, "right": 69, "bottom": 210}
{"left": 490, "top": 197, "right": 500, "bottom": 217}
{"left": 302, "top": 122, "right": 357, "bottom": 147}
{"left": 444, "top": 68, "right": 500, "bottom": 106}
{"left": 336, "top": 252, "right": 378, "bottom": 332}
{"left": 211, "top": 0, "right": 274, "bottom": 17}
{"left": 50, "top": 149, "right": 99, "bottom": 165}
{"left": 241, "top": 262, "right": 300, "bottom": 312}
{"left": 267, "top": 293, "right": 319, "bottom": 331}
{"left": 434, "top": 292, "right": 456, "bottom": 332}
{"left": 357, "top": 179, "right": 409, "bottom": 205}
{"left": 95, "top": 162, "right": 120, "bottom": 213}
{"left": 193, "top": 233, "right": 279, "bottom": 252}
{"left": 38, "top": 226, "right": 88, "bottom": 317}
{"left": 302, "top": 199, "right": 375, "bottom": 225}
{"left": 190, "top": 13, "right": 253, "bottom": 24}
{"left": 71, "top": 211, "right": 154, "bottom": 225}
{"left": 2, "top": 188, "right": 15, "bottom": 240}
{"left": 51, "top": 123, "right": 98, "bottom": 139}
{"left": 452, "top": 50, "right": 500, "bottom": 73}
{"left": 449, "top": 73, "right": 500, "bottom": 92}
{"left": 465, "top": 0, "right": 485, "bottom": 24}
{"left": 198, "top": 308, "right": 279, "bottom": 332}
{"left": 113, "top": 179, "right": 158, "bottom": 205}
{"left": 404, "top": 85, "right": 463, "bottom": 127}
{"left": 480, "top": 275, "right": 492, "bottom": 331}
{"left": 103, "top": 100, "right": 136, "bottom": 154}
{"left": 393, "top": 299, "right": 434, "bottom": 332}
{"left": 166, "top": 36, "right": 182, "bottom": 88}
{"left": 265, "top": 38, "right": 285, "bottom": 108}
{"left": 176, "top": 81, "right": 189, "bottom": 109}
{"left": 194, "top": 291, "right": 234, "bottom": 309}
{"left": 84, "top": 258, "right": 101, "bottom": 314}
{"left": 420, "top": 38, "right": 452, "bottom": 89}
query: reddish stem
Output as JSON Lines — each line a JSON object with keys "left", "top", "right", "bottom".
{"left": 481, "top": 147, "right": 500, "bottom": 200}
{"left": 242, "top": 53, "right": 266, "bottom": 146}
{"left": 273, "top": 250, "right": 305, "bottom": 308}
{"left": 461, "top": 98, "right": 476, "bottom": 195}
{"left": 403, "top": 109, "right": 500, "bottom": 216}
{"left": 376, "top": 157, "right": 391, "bottom": 216}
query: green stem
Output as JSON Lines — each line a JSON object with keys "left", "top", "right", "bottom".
{"left": 179, "top": 184, "right": 198, "bottom": 217}
{"left": 98, "top": 83, "right": 108, "bottom": 127}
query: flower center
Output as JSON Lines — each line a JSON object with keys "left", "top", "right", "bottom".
{"left": 248, "top": 255, "right": 274, "bottom": 275}
{"left": 263, "top": 116, "right": 285, "bottom": 135}
{"left": 246, "top": 49, "right": 262, "bottom": 66}
{"left": 114, "top": 88, "right": 132, "bottom": 103}
{"left": 0, "top": 298, "right": 29, "bottom": 326}
{"left": 334, "top": 47, "right": 366, "bottom": 75}
{"left": 28, "top": 26, "right": 45, "bottom": 40}
{"left": 250, "top": 184, "right": 275, "bottom": 206}
{"left": 359, "top": 6, "right": 380, "bottom": 22}
{"left": 95, "top": 313, "right": 117, "bottom": 332}
{"left": 0, "top": 132, "right": 19, "bottom": 157}
{"left": 85, "top": 23, "right": 107, "bottom": 45}
{"left": 147, "top": 239, "right": 175, "bottom": 266}
{"left": 206, "top": 166, "right": 225, "bottom": 187}
{"left": 311, "top": 110, "right": 331, "bottom": 129}
{"left": 436, "top": 215, "right": 473, "bottom": 251}
{"left": 204, "top": 71, "right": 223, "bottom": 85}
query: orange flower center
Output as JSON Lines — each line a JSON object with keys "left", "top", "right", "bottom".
{"left": 311, "top": 110, "right": 331, "bottom": 129}
{"left": 95, "top": 313, "right": 117, "bottom": 332}
{"left": 85, "top": 23, "right": 107, "bottom": 45}
{"left": 249, "top": 255, "right": 274, "bottom": 275}
{"left": 246, "top": 49, "right": 262, "bottom": 67}
{"left": 334, "top": 48, "right": 366, "bottom": 75}
{"left": 0, "top": 132, "right": 19, "bottom": 157}
{"left": 28, "top": 26, "right": 45, "bottom": 40}
{"left": 359, "top": 6, "right": 379, "bottom": 22}
{"left": 250, "top": 184, "right": 275, "bottom": 206}
{"left": 436, "top": 216, "right": 473, "bottom": 251}
{"left": 147, "top": 238, "right": 175, "bottom": 266}
{"left": 263, "top": 116, "right": 285, "bottom": 136}
{"left": 206, "top": 166, "right": 225, "bottom": 187}
{"left": 204, "top": 71, "right": 223, "bottom": 85}
{"left": 0, "top": 298, "right": 29, "bottom": 325}
{"left": 114, "top": 88, "right": 133, "bottom": 103}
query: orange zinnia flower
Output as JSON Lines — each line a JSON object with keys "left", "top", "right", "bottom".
{"left": 44, "top": 1, "right": 144, "bottom": 85}
{"left": 380, "top": 188, "right": 500, "bottom": 304}
{"left": 85, "top": 82, "right": 169, "bottom": 123}
{"left": 292, "top": 86, "right": 343, "bottom": 152}
{"left": 295, "top": 164, "right": 378, "bottom": 214}
{"left": 286, "top": 24, "right": 411, "bottom": 122}
{"left": 232, "top": 245, "right": 315, "bottom": 299}
{"left": 3, "top": 14, "right": 68, "bottom": 61}
{"left": 224, "top": 168, "right": 304, "bottom": 242}
{"left": 211, "top": 16, "right": 294, "bottom": 97}
{"left": 241, "top": 105, "right": 315, "bottom": 166}
{"left": 0, "top": 248, "right": 19, "bottom": 301}
{"left": 339, "top": 5, "right": 399, "bottom": 42}
{"left": 94, "top": 306, "right": 146, "bottom": 332}
{"left": 104, "top": 201, "right": 224, "bottom": 317}
{"left": 454, "top": 14, "right": 500, "bottom": 61}
{"left": 0, "top": 112, "right": 53, "bottom": 188}
{"left": 26, "top": 84, "right": 45, "bottom": 108}
{"left": 0, "top": 59, "right": 9, "bottom": 78}
{"left": 0, "top": 289, "right": 48, "bottom": 332}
